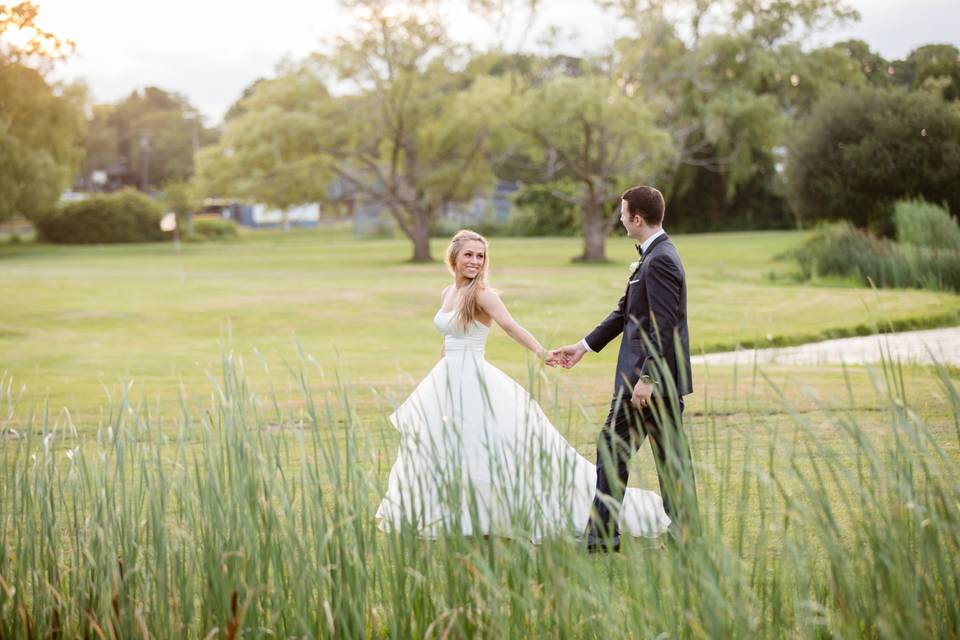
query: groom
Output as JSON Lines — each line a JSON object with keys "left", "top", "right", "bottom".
{"left": 555, "top": 186, "right": 698, "bottom": 552}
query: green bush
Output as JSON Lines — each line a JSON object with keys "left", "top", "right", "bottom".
{"left": 36, "top": 189, "right": 165, "bottom": 244}
{"left": 796, "top": 222, "right": 960, "bottom": 292}
{"left": 787, "top": 86, "right": 960, "bottom": 235}
{"left": 506, "top": 182, "right": 578, "bottom": 237}
{"left": 894, "top": 199, "right": 960, "bottom": 251}
{"left": 910, "top": 246, "right": 960, "bottom": 293}
{"left": 796, "top": 222, "right": 914, "bottom": 287}
{"left": 189, "top": 217, "right": 238, "bottom": 240}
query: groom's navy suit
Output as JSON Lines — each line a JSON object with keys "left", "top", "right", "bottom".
{"left": 584, "top": 232, "right": 698, "bottom": 540}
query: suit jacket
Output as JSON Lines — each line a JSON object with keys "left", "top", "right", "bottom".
{"left": 585, "top": 233, "right": 692, "bottom": 399}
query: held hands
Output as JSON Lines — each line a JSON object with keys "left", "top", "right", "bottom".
{"left": 544, "top": 343, "right": 587, "bottom": 369}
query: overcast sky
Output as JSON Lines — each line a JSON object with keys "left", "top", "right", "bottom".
{"left": 33, "top": 0, "right": 960, "bottom": 125}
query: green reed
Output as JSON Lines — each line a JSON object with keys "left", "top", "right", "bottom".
{"left": 0, "top": 351, "right": 958, "bottom": 638}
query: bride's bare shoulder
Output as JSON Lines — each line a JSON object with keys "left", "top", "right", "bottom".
{"left": 476, "top": 287, "right": 503, "bottom": 305}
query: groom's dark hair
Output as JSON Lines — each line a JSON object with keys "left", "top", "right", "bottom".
{"left": 622, "top": 186, "right": 665, "bottom": 225}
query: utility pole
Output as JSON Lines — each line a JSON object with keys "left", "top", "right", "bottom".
{"left": 139, "top": 134, "right": 152, "bottom": 190}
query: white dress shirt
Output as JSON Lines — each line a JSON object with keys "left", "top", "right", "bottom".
{"left": 580, "top": 228, "right": 666, "bottom": 353}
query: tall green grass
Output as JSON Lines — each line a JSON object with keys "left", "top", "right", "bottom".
{"left": 1, "top": 353, "right": 958, "bottom": 638}
{"left": 796, "top": 221, "right": 960, "bottom": 293}
{"left": 895, "top": 199, "right": 960, "bottom": 252}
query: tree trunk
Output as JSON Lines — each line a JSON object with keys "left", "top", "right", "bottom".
{"left": 577, "top": 199, "right": 608, "bottom": 262}
{"left": 409, "top": 212, "right": 433, "bottom": 262}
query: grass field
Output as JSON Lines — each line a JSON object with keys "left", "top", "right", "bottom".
{"left": 3, "top": 226, "right": 959, "bottom": 427}
{"left": 2, "top": 228, "right": 959, "bottom": 637}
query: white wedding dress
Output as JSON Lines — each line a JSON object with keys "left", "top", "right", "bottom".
{"left": 375, "top": 308, "right": 670, "bottom": 542}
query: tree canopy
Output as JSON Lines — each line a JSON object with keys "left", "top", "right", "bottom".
{"left": 787, "top": 86, "right": 960, "bottom": 234}
{"left": 0, "top": 2, "right": 84, "bottom": 222}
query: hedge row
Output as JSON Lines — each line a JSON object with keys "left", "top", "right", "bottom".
{"left": 37, "top": 189, "right": 166, "bottom": 244}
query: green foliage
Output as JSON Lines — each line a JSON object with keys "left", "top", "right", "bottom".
{"left": 189, "top": 217, "right": 238, "bottom": 240}
{"left": 606, "top": 3, "right": 865, "bottom": 235}
{"left": 160, "top": 179, "right": 198, "bottom": 216}
{"left": 787, "top": 86, "right": 960, "bottom": 235}
{"left": 312, "top": 9, "right": 503, "bottom": 261}
{"left": 894, "top": 199, "right": 960, "bottom": 251}
{"left": 36, "top": 189, "right": 165, "bottom": 244}
{"left": 82, "top": 87, "right": 217, "bottom": 191}
{"left": 795, "top": 222, "right": 908, "bottom": 284}
{"left": 513, "top": 71, "right": 673, "bottom": 260}
{"left": 0, "top": 61, "right": 85, "bottom": 222}
{"left": 194, "top": 62, "right": 331, "bottom": 213}
{"left": 507, "top": 181, "right": 578, "bottom": 236}
{"left": 895, "top": 44, "right": 960, "bottom": 103}
{"left": 795, "top": 222, "right": 960, "bottom": 293}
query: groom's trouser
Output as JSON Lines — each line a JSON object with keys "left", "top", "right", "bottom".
{"left": 589, "top": 393, "right": 699, "bottom": 538}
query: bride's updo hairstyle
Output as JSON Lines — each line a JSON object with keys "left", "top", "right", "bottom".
{"left": 446, "top": 229, "right": 493, "bottom": 330}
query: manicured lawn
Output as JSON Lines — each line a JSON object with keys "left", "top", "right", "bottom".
{"left": 2, "top": 227, "right": 958, "bottom": 428}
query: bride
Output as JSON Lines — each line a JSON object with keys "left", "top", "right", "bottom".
{"left": 376, "top": 229, "right": 669, "bottom": 542}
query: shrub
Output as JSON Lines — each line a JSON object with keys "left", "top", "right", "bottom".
{"left": 506, "top": 182, "right": 578, "bottom": 237}
{"left": 36, "top": 189, "right": 165, "bottom": 244}
{"left": 787, "top": 86, "right": 960, "bottom": 235}
{"left": 909, "top": 246, "right": 960, "bottom": 293}
{"left": 796, "top": 222, "right": 914, "bottom": 287}
{"left": 796, "top": 222, "right": 960, "bottom": 292}
{"left": 894, "top": 199, "right": 960, "bottom": 251}
{"left": 189, "top": 217, "right": 238, "bottom": 240}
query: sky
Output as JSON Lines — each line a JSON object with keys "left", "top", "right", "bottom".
{"left": 30, "top": 0, "right": 960, "bottom": 125}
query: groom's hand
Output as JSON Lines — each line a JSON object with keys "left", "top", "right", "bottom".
{"left": 556, "top": 343, "right": 587, "bottom": 369}
{"left": 631, "top": 379, "right": 654, "bottom": 410}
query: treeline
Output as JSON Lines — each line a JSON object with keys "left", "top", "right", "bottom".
{"left": 2, "top": 0, "right": 959, "bottom": 261}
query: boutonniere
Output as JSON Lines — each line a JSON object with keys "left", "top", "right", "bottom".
{"left": 629, "top": 256, "right": 643, "bottom": 274}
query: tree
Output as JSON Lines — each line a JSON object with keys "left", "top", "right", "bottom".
{"left": 894, "top": 44, "right": 960, "bottom": 103}
{"left": 160, "top": 179, "right": 199, "bottom": 234}
{"left": 194, "top": 61, "right": 333, "bottom": 229}
{"left": 512, "top": 71, "right": 673, "bottom": 261}
{"left": 82, "top": 87, "right": 217, "bottom": 191}
{"left": 786, "top": 86, "right": 960, "bottom": 234}
{"left": 309, "top": 1, "right": 500, "bottom": 261}
{"left": 602, "top": 0, "right": 862, "bottom": 231}
{"left": 0, "top": 2, "right": 84, "bottom": 223}
{"left": 0, "top": 2, "right": 74, "bottom": 68}
{"left": 832, "top": 39, "right": 895, "bottom": 87}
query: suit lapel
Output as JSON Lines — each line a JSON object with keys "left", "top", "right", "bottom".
{"left": 627, "top": 233, "right": 669, "bottom": 314}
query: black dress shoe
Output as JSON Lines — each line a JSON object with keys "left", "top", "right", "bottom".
{"left": 585, "top": 533, "right": 621, "bottom": 553}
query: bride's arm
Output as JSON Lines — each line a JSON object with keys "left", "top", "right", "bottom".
{"left": 477, "top": 289, "right": 545, "bottom": 358}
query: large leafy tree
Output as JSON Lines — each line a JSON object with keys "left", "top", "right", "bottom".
{"left": 603, "top": 0, "right": 862, "bottom": 231}
{"left": 82, "top": 87, "right": 217, "bottom": 191}
{"left": 311, "top": 1, "right": 500, "bottom": 261}
{"left": 511, "top": 70, "right": 673, "bottom": 261}
{"left": 0, "top": 2, "right": 84, "bottom": 222}
{"left": 894, "top": 44, "right": 960, "bottom": 104}
{"left": 194, "top": 62, "right": 333, "bottom": 225}
{"left": 0, "top": 1, "right": 74, "bottom": 66}
{"left": 787, "top": 86, "right": 960, "bottom": 234}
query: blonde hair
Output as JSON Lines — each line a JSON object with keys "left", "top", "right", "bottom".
{"left": 445, "top": 229, "right": 492, "bottom": 329}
